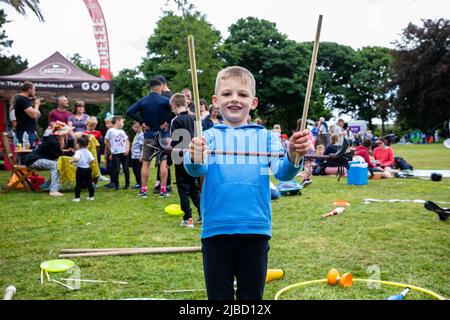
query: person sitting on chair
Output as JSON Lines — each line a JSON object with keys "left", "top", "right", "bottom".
{"left": 25, "top": 121, "right": 71, "bottom": 196}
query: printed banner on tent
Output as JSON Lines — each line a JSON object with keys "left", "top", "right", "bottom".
{"left": 83, "top": 0, "right": 112, "bottom": 80}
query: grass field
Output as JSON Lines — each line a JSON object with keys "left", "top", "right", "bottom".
{"left": 0, "top": 143, "right": 449, "bottom": 300}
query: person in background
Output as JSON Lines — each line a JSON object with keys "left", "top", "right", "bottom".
{"left": 104, "top": 116, "right": 130, "bottom": 190}
{"left": 355, "top": 139, "right": 385, "bottom": 178}
{"left": 130, "top": 121, "right": 144, "bottom": 190}
{"left": 272, "top": 124, "right": 281, "bottom": 139}
{"left": 311, "top": 121, "right": 319, "bottom": 147}
{"left": 200, "top": 99, "right": 209, "bottom": 120}
{"left": 68, "top": 101, "right": 90, "bottom": 132}
{"left": 84, "top": 116, "right": 109, "bottom": 183}
{"left": 202, "top": 105, "right": 221, "bottom": 131}
{"left": 182, "top": 88, "right": 194, "bottom": 114}
{"left": 127, "top": 78, "right": 172, "bottom": 198}
{"left": 281, "top": 134, "right": 289, "bottom": 153}
{"left": 48, "top": 96, "right": 73, "bottom": 127}
{"left": 170, "top": 93, "right": 201, "bottom": 227}
{"left": 102, "top": 115, "right": 114, "bottom": 188}
{"left": 71, "top": 134, "right": 95, "bottom": 202}
{"left": 155, "top": 75, "right": 173, "bottom": 99}
{"left": 317, "top": 117, "right": 329, "bottom": 148}
{"left": 14, "top": 81, "right": 41, "bottom": 146}
{"left": 373, "top": 138, "right": 395, "bottom": 169}
{"left": 25, "top": 121, "right": 70, "bottom": 196}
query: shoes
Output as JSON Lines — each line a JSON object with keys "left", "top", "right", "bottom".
{"left": 159, "top": 191, "right": 169, "bottom": 197}
{"left": 133, "top": 184, "right": 141, "bottom": 189}
{"left": 103, "top": 183, "right": 115, "bottom": 189}
{"left": 99, "top": 175, "right": 109, "bottom": 182}
{"left": 180, "top": 218, "right": 194, "bottom": 228}
{"left": 138, "top": 191, "right": 148, "bottom": 198}
{"left": 86, "top": 197, "right": 95, "bottom": 201}
{"left": 122, "top": 185, "right": 130, "bottom": 190}
{"left": 167, "top": 185, "right": 172, "bottom": 193}
{"left": 196, "top": 217, "right": 202, "bottom": 225}
{"left": 424, "top": 201, "right": 450, "bottom": 221}
{"left": 302, "top": 179, "right": 312, "bottom": 187}
{"left": 49, "top": 191, "right": 64, "bottom": 197}
{"left": 72, "top": 198, "right": 80, "bottom": 202}
{"left": 153, "top": 184, "right": 161, "bottom": 194}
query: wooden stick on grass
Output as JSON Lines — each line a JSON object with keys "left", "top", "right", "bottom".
{"left": 58, "top": 246, "right": 202, "bottom": 258}
{"left": 294, "top": 15, "right": 323, "bottom": 168}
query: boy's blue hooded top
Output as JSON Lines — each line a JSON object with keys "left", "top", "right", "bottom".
{"left": 184, "top": 124, "right": 300, "bottom": 239}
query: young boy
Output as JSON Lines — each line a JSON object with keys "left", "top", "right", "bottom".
{"left": 170, "top": 93, "right": 201, "bottom": 228}
{"left": 130, "top": 121, "right": 144, "bottom": 189}
{"left": 185, "top": 66, "right": 310, "bottom": 300}
{"left": 71, "top": 134, "right": 95, "bottom": 202}
{"left": 103, "top": 115, "right": 114, "bottom": 187}
{"left": 104, "top": 116, "right": 130, "bottom": 190}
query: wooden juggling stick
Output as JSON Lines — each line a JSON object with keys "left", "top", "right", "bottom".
{"left": 58, "top": 246, "right": 202, "bottom": 258}
{"left": 187, "top": 35, "right": 204, "bottom": 164}
{"left": 294, "top": 15, "right": 323, "bottom": 168}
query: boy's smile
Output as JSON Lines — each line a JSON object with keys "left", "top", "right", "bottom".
{"left": 213, "top": 78, "right": 258, "bottom": 127}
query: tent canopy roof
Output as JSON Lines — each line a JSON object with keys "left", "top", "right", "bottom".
{"left": 0, "top": 52, "right": 113, "bottom": 104}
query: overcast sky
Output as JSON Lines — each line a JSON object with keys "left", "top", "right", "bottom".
{"left": 1, "top": 0, "right": 448, "bottom": 75}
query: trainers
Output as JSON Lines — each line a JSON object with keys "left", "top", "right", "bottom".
{"left": 86, "top": 197, "right": 95, "bottom": 201}
{"left": 99, "top": 175, "right": 109, "bottom": 182}
{"left": 122, "top": 185, "right": 130, "bottom": 190}
{"left": 138, "top": 191, "right": 148, "bottom": 198}
{"left": 133, "top": 184, "right": 141, "bottom": 189}
{"left": 159, "top": 191, "right": 169, "bottom": 197}
{"left": 302, "top": 179, "right": 312, "bottom": 187}
{"left": 153, "top": 181, "right": 161, "bottom": 194}
{"left": 196, "top": 217, "right": 202, "bottom": 225}
{"left": 181, "top": 219, "right": 194, "bottom": 228}
{"left": 72, "top": 198, "right": 81, "bottom": 202}
{"left": 167, "top": 185, "right": 172, "bottom": 193}
{"left": 49, "top": 191, "right": 64, "bottom": 197}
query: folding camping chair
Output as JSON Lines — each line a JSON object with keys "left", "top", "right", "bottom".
{"left": 1, "top": 132, "right": 35, "bottom": 193}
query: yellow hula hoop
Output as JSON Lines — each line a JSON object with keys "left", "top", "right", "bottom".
{"left": 274, "top": 278, "right": 448, "bottom": 300}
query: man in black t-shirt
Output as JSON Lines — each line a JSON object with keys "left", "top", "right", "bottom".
{"left": 14, "top": 81, "right": 41, "bottom": 145}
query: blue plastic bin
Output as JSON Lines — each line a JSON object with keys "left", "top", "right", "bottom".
{"left": 347, "top": 161, "right": 368, "bottom": 185}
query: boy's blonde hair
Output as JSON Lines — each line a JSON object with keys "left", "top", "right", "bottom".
{"left": 86, "top": 116, "right": 98, "bottom": 126}
{"left": 215, "top": 66, "right": 256, "bottom": 96}
{"left": 170, "top": 93, "right": 187, "bottom": 108}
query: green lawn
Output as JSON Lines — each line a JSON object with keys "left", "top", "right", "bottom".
{"left": 0, "top": 143, "right": 449, "bottom": 300}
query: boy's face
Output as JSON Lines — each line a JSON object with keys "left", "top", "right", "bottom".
{"left": 132, "top": 122, "right": 142, "bottom": 132}
{"left": 105, "top": 120, "right": 113, "bottom": 129}
{"left": 116, "top": 119, "right": 124, "bottom": 128}
{"left": 212, "top": 77, "right": 258, "bottom": 127}
{"left": 87, "top": 123, "right": 96, "bottom": 131}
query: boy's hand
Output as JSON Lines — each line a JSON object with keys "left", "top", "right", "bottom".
{"left": 288, "top": 130, "right": 310, "bottom": 163}
{"left": 189, "top": 136, "right": 207, "bottom": 163}
{"left": 109, "top": 154, "right": 113, "bottom": 161}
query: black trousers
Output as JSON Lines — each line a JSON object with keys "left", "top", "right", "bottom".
{"left": 131, "top": 158, "right": 142, "bottom": 186}
{"left": 201, "top": 236, "right": 270, "bottom": 300}
{"left": 75, "top": 167, "right": 94, "bottom": 198}
{"left": 175, "top": 165, "right": 200, "bottom": 220}
{"left": 111, "top": 153, "right": 130, "bottom": 188}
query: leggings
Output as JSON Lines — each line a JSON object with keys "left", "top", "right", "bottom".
{"left": 29, "top": 159, "right": 59, "bottom": 192}
{"left": 75, "top": 167, "right": 94, "bottom": 198}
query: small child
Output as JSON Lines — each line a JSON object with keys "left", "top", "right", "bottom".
{"left": 71, "top": 134, "right": 95, "bottom": 202}
{"left": 170, "top": 93, "right": 201, "bottom": 228}
{"left": 130, "top": 121, "right": 144, "bottom": 189}
{"left": 103, "top": 115, "right": 114, "bottom": 187}
{"left": 185, "top": 66, "right": 310, "bottom": 300}
{"left": 84, "top": 116, "right": 108, "bottom": 184}
{"left": 105, "top": 116, "right": 130, "bottom": 190}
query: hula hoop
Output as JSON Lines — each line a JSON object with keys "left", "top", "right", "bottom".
{"left": 274, "top": 278, "right": 448, "bottom": 300}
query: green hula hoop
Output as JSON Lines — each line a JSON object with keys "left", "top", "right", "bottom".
{"left": 274, "top": 278, "right": 448, "bottom": 300}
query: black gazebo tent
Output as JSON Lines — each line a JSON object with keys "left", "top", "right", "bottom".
{"left": 0, "top": 51, "right": 114, "bottom": 131}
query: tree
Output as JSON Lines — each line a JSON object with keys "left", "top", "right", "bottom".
{"left": 0, "top": 9, "right": 27, "bottom": 75}
{"left": 140, "top": 5, "right": 223, "bottom": 101}
{"left": 392, "top": 18, "right": 450, "bottom": 133}
{"left": 0, "top": 0, "right": 44, "bottom": 21}
{"left": 112, "top": 68, "right": 147, "bottom": 126}
{"left": 69, "top": 53, "right": 100, "bottom": 77}
{"left": 222, "top": 17, "right": 331, "bottom": 132}
{"left": 346, "top": 46, "right": 393, "bottom": 129}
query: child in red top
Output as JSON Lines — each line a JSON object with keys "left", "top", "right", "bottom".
{"left": 373, "top": 138, "right": 394, "bottom": 168}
